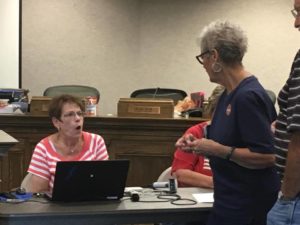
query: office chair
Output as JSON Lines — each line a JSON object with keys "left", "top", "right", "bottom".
{"left": 157, "top": 167, "right": 174, "bottom": 182}
{"left": 265, "top": 89, "right": 276, "bottom": 105}
{"left": 43, "top": 85, "right": 100, "bottom": 103}
{"left": 130, "top": 88, "right": 187, "bottom": 104}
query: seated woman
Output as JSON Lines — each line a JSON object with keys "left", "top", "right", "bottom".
{"left": 171, "top": 85, "right": 224, "bottom": 189}
{"left": 172, "top": 122, "right": 213, "bottom": 188}
{"left": 24, "top": 94, "right": 109, "bottom": 193}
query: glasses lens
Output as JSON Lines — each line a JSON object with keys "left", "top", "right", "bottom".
{"left": 63, "top": 111, "right": 84, "bottom": 118}
{"left": 196, "top": 55, "right": 203, "bottom": 64}
{"left": 291, "top": 9, "right": 299, "bottom": 18}
{"left": 76, "top": 111, "right": 84, "bottom": 117}
{"left": 196, "top": 51, "right": 210, "bottom": 64}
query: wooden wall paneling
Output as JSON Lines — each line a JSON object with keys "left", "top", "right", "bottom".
{"left": 0, "top": 115, "right": 205, "bottom": 191}
{"left": 0, "top": 157, "right": 3, "bottom": 190}
{"left": 109, "top": 138, "right": 175, "bottom": 186}
{"left": 7, "top": 143, "right": 24, "bottom": 189}
{"left": 0, "top": 155, "right": 8, "bottom": 191}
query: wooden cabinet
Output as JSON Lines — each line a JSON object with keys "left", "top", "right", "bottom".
{"left": 0, "top": 115, "right": 206, "bottom": 191}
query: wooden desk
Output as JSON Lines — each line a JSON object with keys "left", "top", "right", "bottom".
{"left": 0, "top": 187, "right": 213, "bottom": 225}
{"left": 0, "top": 115, "right": 206, "bottom": 191}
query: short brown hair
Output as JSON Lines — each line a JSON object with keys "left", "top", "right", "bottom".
{"left": 48, "top": 94, "right": 85, "bottom": 119}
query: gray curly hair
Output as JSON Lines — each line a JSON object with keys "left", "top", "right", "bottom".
{"left": 197, "top": 20, "right": 248, "bottom": 66}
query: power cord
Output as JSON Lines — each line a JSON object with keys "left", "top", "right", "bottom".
{"left": 171, "top": 198, "right": 197, "bottom": 205}
{"left": 124, "top": 191, "right": 170, "bottom": 203}
{"left": 124, "top": 190, "right": 197, "bottom": 205}
{"left": 157, "top": 192, "right": 197, "bottom": 205}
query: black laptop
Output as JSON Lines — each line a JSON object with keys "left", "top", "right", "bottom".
{"left": 47, "top": 159, "right": 130, "bottom": 202}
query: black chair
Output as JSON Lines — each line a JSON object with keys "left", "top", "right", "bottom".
{"left": 43, "top": 85, "right": 100, "bottom": 103}
{"left": 130, "top": 88, "right": 187, "bottom": 104}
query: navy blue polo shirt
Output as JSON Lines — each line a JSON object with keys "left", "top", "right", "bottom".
{"left": 208, "top": 76, "right": 280, "bottom": 221}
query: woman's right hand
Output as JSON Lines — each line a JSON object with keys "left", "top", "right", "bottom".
{"left": 175, "top": 133, "right": 196, "bottom": 150}
{"left": 176, "top": 135, "right": 227, "bottom": 158}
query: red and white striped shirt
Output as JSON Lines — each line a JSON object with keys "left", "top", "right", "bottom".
{"left": 28, "top": 131, "right": 109, "bottom": 191}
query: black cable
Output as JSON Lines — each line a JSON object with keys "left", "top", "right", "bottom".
{"left": 123, "top": 196, "right": 170, "bottom": 203}
{"left": 139, "top": 200, "right": 170, "bottom": 203}
{"left": 171, "top": 198, "right": 197, "bottom": 205}
{"left": 157, "top": 192, "right": 197, "bottom": 205}
{"left": 157, "top": 193, "right": 180, "bottom": 200}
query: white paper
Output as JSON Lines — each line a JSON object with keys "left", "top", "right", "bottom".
{"left": 193, "top": 192, "right": 214, "bottom": 203}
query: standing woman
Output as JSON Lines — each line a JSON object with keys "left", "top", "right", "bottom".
{"left": 176, "top": 20, "right": 280, "bottom": 225}
{"left": 25, "top": 94, "right": 109, "bottom": 193}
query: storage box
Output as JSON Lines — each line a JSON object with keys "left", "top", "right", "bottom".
{"left": 30, "top": 96, "right": 52, "bottom": 115}
{"left": 118, "top": 98, "right": 174, "bottom": 118}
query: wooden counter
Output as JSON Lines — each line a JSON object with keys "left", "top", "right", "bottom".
{"left": 0, "top": 114, "right": 206, "bottom": 191}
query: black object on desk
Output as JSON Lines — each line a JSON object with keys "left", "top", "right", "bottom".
{"left": 181, "top": 108, "right": 203, "bottom": 117}
{"left": 0, "top": 190, "right": 32, "bottom": 202}
{"left": 48, "top": 160, "right": 129, "bottom": 202}
{"left": 130, "top": 88, "right": 187, "bottom": 104}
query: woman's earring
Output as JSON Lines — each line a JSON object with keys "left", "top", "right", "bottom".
{"left": 212, "top": 62, "right": 222, "bottom": 73}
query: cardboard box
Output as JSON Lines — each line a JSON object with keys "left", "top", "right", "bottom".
{"left": 30, "top": 96, "right": 52, "bottom": 115}
{"left": 118, "top": 98, "right": 174, "bottom": 118}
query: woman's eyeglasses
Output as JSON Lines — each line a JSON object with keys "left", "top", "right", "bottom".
{"left": 291, "top": 9, "right": 300, "bottom": 18}
{"left": 196, "top": 51, "right": 210, "bottom": 64}
{"left": 63, "top": 111, "right": 84, "bottom": 118}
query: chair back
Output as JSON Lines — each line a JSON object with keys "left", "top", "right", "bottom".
{"left": 157, "top": 167, "right": 174, "bottom": 182}
{"left": 265, "top": 89, "right": 276, "bottom": 105}
{"left": 130, "top": 88, "right": 187, "bottom": 104}
{"left": 20, "top": 173, "right": 32, "bottom": 191}
{"left": 43, "top": 85, "right": 100, "bottom": 103}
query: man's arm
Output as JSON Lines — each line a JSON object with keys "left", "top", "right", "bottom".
{"left": 281, "top": 131, "right": 300, "bottom": 198}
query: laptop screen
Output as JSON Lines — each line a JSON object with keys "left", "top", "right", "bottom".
{"left": 50, "top": 159, "right": 130, "bottom": 202}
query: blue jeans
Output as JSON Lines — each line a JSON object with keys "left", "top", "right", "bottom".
{"left": 267, "top": 197, "right": 300, "bottom": 225}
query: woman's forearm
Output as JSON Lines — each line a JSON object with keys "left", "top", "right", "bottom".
{"left": 229, "top": 148, "right": 275, "bottom": 169}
